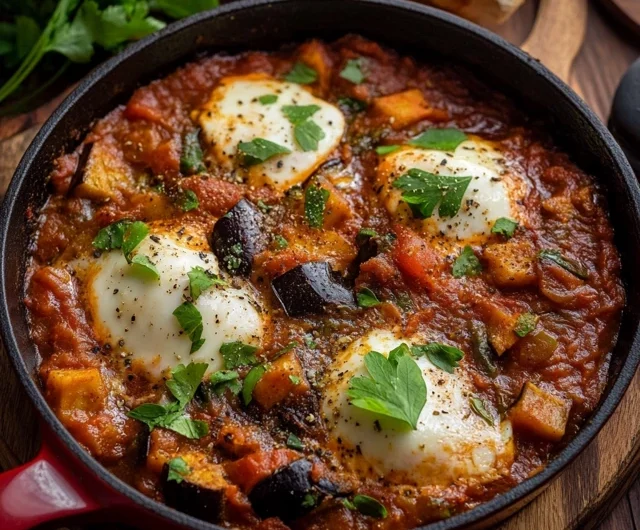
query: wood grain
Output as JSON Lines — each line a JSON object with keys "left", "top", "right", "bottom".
{"left": 1, "top": 1, "right": 639, "bottom": 529}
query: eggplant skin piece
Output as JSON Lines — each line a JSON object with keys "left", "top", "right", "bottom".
{"left": 249, "top": 458, "right": 318, "bottom": 522}
{"left": 272, "top": 262, "right": 356, "bottom": 317}
{"left": 210, "top": 199, "right": 266, "bottom": 276}
{"left": 161, "top": 461, "right": 225, "bottom": 523}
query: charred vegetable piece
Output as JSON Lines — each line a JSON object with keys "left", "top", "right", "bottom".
{"left": 67, "top": 142, "right": 93, "bottom": 195}
{"left": 512, "top": 330, "right": 558, "bottom": 367}
{"left": 162, "top": 453, "right": 227, "bottom": 523}
{"left": 469, "top": 321, "right": 497, "bottom": 377}
{"left": 272, "top": 262, "right": 356, "bottom": 317}
{"left": 249, "top": 458, "right": 325, "bottom": 522}
{"left": 210, "top": 199, "right": 266, "bottom": 276}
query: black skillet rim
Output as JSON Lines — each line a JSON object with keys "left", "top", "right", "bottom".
{"left": 1, "top": 0, "right": 639, "bottom": 529}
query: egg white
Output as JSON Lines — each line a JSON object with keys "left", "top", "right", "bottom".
{"left": 84, "top": 223, "right": 264, "bottom": 379}
{"left": 376, "top": 137, "right": 526, "bottom": 248}
{"left": 198, "top": 74, "right": 345, "bottom": 191}
{"left": 321, "top": 329, "right": 514, "bottom": 487}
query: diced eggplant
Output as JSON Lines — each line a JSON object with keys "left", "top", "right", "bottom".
{"left": 210, "top": 199, "right": 266, "bottom": 276}
{"left": 272, "top": 262, "right": 356, "bottom": 317}
{"left": 161, "top": 455, "right": 227, "bottom": 523}
{"left": 67, "top": 142, "right": 93, "bottom": 195}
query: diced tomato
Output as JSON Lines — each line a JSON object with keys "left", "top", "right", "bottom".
{"left": 225, "top": 449, "right": 300, "bottom": 492}
{"left": 181, "top": 176, "right": 244, "bottom": 217}
{"left": 392, "top": 225, "right": 442, "bottom": 290}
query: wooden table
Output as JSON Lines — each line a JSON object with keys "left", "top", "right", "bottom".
{"left": 0, "top": 1, "right": 639, "bottom": 529}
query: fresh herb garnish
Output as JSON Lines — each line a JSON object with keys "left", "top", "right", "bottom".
{"left": 258, "top": 94, "right": 278, "bottom": 105}
{"left": 210, "top": 370, "right": 242, "bottom": 396}
{"left": 304, "top": 336, "right": 318, "bottom": 349}
{"left": 180, "top": 129, "right": 206, "bottom": 175}
{"left": 344, "top": 495, "right": 388, "bottom": 519}
{"left": 282, "top": 104, "right": 321, "bottom": 123}
{"left": 93, "top": 220, "right": 150, "bottom": 264}
{"left": 222, "top": 242, "right": 243, "bottom": 272}
{"left": 357, "top": 287, "right": 381, "bottom": 308}
{"left": 514, "top": 313, "right": 538, "bottom": 338}
{"left": 411, "top": 343, "right": 463, "bottom": 374}
{"left": 286, "top": 433, "right": 304, "bottom": 450}
{"left": 469, "top": 396, "right": 494, "bottom": 426}
{"left": 301, "top": 493, "right": 318, "bottom": 509}
{"left": 188, "top": 266, "right": 226, "bottom": 301}
{"left": 121, "top": 221, "right": 149, "bottom": 263}
{"left": 376, "top": 145, "right": 401, "bottom": 156}
{"left": 238, "top": 138, "right": 291, "bottom": 166}
{"left": 392, "top": 168, "right": 472, "bottom": 219}
{"left": 179, "top": 189, "right": 199, "bottom": 212}
{"left": 272, "top": 341, "right": 298, "bottom": 360}
{"left": 452, "top": 245, "right": 482, "bottom": 278}
{"left": 173, "top": 302, "right": 205, "bottom": 353}
{"left": 340, "top": 58, "right": 366, "bottom": 84}
{"left": 284, "top": 61, "right": 317, "bottom": 84}
{"left": 273, "top": 235, "right": 288, "bottom": 249}
{"left": 304, "top": 184, "right": 330, "bottom": 228}
{"left": 347, "top": 348, "right": 427, "bottom": 430}
{"left": 130, "top": 254, "right": 159, "bottom": 280}
{"left": 289, "top": 375, "right": 301, "bottom": 385}
{"left": 220, "top": 341, "right": 259, "bottom": 369}
{"left": 242, "top": 365, "right": 266, "bottom": 405}
{"left": 257, "top": 200, "right": 272, "bottom": 213}
{"left": 492, "top": 217, "right": 518, "bottom": 238}
{"left": 408, "top": 128, "right": 467, "bottom": 151}
{"left": 357, "top": 228, "right": 378, "bottom": 241}
{"left": 538, "top": 249, "right": 589, "bottom": 280}
{"left": 282, "top": 104, "right": 325, "bottom": 152}
{"left": 166, "top": 457, "right": 190, "bottom": 483}
{"left": 128, "top": 362, "right": 209, "bottom": 439}
{"left": 337, "top": 97, "right": 367, "bottom": 112}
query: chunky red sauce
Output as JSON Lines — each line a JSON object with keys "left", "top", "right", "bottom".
{"left": 25, "top": 36, "right": 624, "bottom": 529}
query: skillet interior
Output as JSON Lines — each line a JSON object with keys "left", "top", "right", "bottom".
{"left": 1, "top": 0, "right": 639, "bottom": 528}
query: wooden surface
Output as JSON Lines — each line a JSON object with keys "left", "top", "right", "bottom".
{"left": 1, "top": 1, "right": 640, "bottom": 529}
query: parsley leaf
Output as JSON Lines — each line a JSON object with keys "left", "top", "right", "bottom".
{"left": 285, "top": 61, "right": 317, "bottom": 84}
{"left": 130, "top": 254, "right": 160, "bottom": 280}
{"left": 165, "top": 416, "right": 209, "bottom": 439}
{"left": 304, "top": 184, "right": 330, "bottom": 228}
{"left": 166, "top": 457, "right": 190, "bottom": 483}
{"left": 469, "top": 396, "right": 494, "bottom": 426}
{"left": 376, "top": 145, "right": 401, "bottom": 156}
{"left": 286, "top": 433, "right": 304, "bottom": 450}
{"left": 166, "top": 362, "right": 208, "bottom": 407}
{"left": 273, "top": 235, "right": 288, "bottom": 249}
{"left": 294, "top": 119, "right": 325, "bottom": 151}
{"left": 340, "top": 58, "right": 366, "bottom": 84}
{"left": 180, "top": 129, "right": 206, "bottom": 175}
{"left": 127, "top": 403, "right": 168, "bottom": 430}
{"left": 242, "top": 365, "right": 266, "bottom": 405}
{"left": 357, "top": 287, "right": 381, "bottom": 308}
{"left": 538, "top": 249, "right": 589, "bottom": 280}
{"left": 238, "top": 138, "right": 291, "bottom": 166}
{"left": 514, "top": 312, "right": 538, "bottom": 338}
{"left": 188, "top": 266, "right": 226, "bottom": 301}
{"left": 349, "top": 495, "right": 388, "bottom": 519}
{"left": 452, "top": 245, "right": 482, "bottom": 278}
{"left": 151, "top": 0, "right": 220, "bottom": 19}
{"left": 220, "top": 341, "right": 259, "bottom": 369}
{"left": 337, "top": 97, "right": 367, "bottom": 112}
{"left": 289, "top": 375, "right": 301, "bottom": 385}
{"left": 392, "top": 168, "right": 472, "bottom": 218}
{"left": 121, "top": 221, "right": 149, "bottom": 263}
{"left": 411, "top": 343, "right": 463, "bottom": 374}
{"left": 347, "top": 349, "right": 427, "bottom": 430}
{"left": 210, "top": 370, "right": 241, "bottom": 396}
{"left": 258, "top": 93, "right": 278, "bottom": 104}
{"left": 179, "top": 189, "right": 199, "bottom": 211}
{"left": 492, "top": 217, "right": 518, "bottom": 238}
{"left": 282, "top": 104, "right": 321, "bottom": 124}
{"left": 173, "top": 302, "right": 205, "bottom": 353}
{"left": 408, "top": 128, "right": 467, "bottom": 151}
{"left": 93, "top": 219, "right": 131, "bottom": 250}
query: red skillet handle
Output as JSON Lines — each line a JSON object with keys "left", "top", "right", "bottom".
{"left": 0, "top": 440, "right": 103, "bottom": 529}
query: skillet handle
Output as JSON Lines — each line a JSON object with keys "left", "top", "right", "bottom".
{"left": 609, "top": 58, "right": 640, "bottom": 176}
{"left": 0, "top": 438, "right": 103, "bottom": 529}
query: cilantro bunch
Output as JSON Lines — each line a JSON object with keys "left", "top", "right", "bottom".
{"left": 0, "top": 0, "right": 219, "bottom": 107}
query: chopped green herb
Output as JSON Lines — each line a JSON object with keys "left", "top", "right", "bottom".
{"left": 286, "top": 433, "right": 304, "bottom": 450}
{"left": 257, "top": 200, "right": 272, "bottom": 213}
{"left": 301, "top": 493, "right": 317, "bottom": 509}
{"left": 188, "top": 266, "right": 226, "bottom": 301}
{"left": 238, "top": 138, "right": 291, "bottom": 166}
{"left": 376, "top": 145, "right": 401, "bottom": 156}
{"left": 348, "top": 349, "right": 427, "bottom": 430}
{"left": 340, "top": 58, "right": 366, "bottom": 84}
{"left": 469, "top": 396, "right": 494, "bottom": 426}
{"left": 166, "top": 457, "right": 190, "bottom": 483}
{"left": 492, "top": 217, "right": 518, "bottom": 238}
{"left": 337, "top": 97, "right": 367, "bottom": 112}
{"left": 284, "top": 61, "right": 318, "bottom": 84}
{"left": 452, "top": 245, "right": 482, "bottom": 278}
{"left": 273, "top": 235, "right": 289, "bottom": 249}
{"left": 392, "top": 168, "right": 472, "bottom": 218}
{"left": 351, "top": 495, "right": 388, "bottom": 519}
{"left": 514, "top": 313, "right": 538, "bottom": 338}
{"left": 411, "top": 342, "right": 463, "bottom": 374}
{"left": 357, "top": 228, "right": 378, "bottom": 241}
{"left": 210, "top": 370, "right": 242, "bottom": 396}
{"left": 165, "top": 416, "right": 210, "bottom": 439}
{"left": 538, "top": 249, "right": 589, "bottom": 280}
{"left": 180, "top": 129, "right": 206, "bottom": 175}
{"left": 282, "top": 104, "right": 321, "bottom": 124}
{"left": 173, "top": 302, "right": 205, "bottom": 353}
{"left": 408, "top": 128, "right": 467, "bottom": 151}
{"left": 122, "top": 221, "right": 149, "bottom": 263}
{"left": 357, "top": 287, "right": 381, "bottom": 308}
{"left": 93, "top": 219, "right": 131, "bottom": 251}
{"left": 342, "top": 498, "right": 357, "bottom": 510}
{"left": 258, "top": 94, "right": 278, "bottom": 105}
{"left": 166, "top": 362, "right": 208, "bottom": 407}
{"left": 130, "top": 254, "right": 160, "bottom": 280}
{"left": 289, "top": 375, "right": 301, "bottom": 385}
{"left": 304, "top": 185, "right": 330, "bottom": 228}
{"left": 179, "top": 189, "right": 199, "bottom": 212}
{"left": 273, "top": 341, "right": 298, "bottom": 360}
{"left": 295, "top": 119, "right": 325, "bottom": 151}
{"left": 220, "top": 341, "right": 259, "bottom": 369}
{"left": 304, "top": 336, "right": 318, "bottom": 349}
{"left": 242, "top": 365, "right": 266, "bottom": 405}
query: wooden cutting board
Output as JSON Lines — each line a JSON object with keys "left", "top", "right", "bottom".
{"left": 1, "top": 1, "right": 639, "bottom": 529}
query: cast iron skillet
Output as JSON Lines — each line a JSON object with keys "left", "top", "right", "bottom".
{"left": 1, "top": 0, "right": 639, "bottom": 528}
